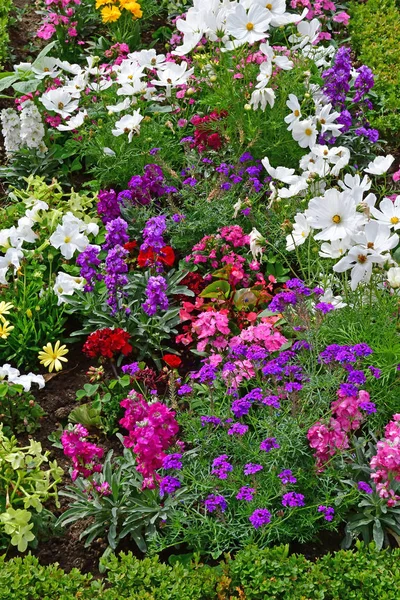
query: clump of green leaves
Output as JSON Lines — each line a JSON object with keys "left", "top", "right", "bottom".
{"left": 0, "top": 381, "right": 44, "bottom": 435}
{"left": 0, "top": 426, "right": 63, "bottom": 552}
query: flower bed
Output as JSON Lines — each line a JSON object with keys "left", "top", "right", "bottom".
{"left": 0, "top": 0, "right": 400, "bottom": 584}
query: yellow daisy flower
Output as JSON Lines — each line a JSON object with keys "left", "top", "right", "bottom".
{"left": 0, "top": 301, "right": 13, "bottom": 323}
{"left": 0, "top": 320, "right": 14, "bottom": 339}
{"left": 38, "top": 341, "right": 69, "bottom": 373}
{"left": 101, "top": 5, "right": 121, "bottom": 23}
{"left": 126, "top": 3, "right": 143, "bottom": 18}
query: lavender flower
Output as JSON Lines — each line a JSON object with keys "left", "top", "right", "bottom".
{"left": 177, "top": 384, "right": 192, "bottom": 396}
{"left": 121, "top": 362, "right": 140, "bottom": 376}
{"left": 211, "top": 455, "right": 233, "bottom": 480}
{"left": 201, "top": 415, "right": 222, "bottom": 427}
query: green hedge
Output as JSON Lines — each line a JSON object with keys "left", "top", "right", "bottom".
{"left": 0, "top": 0, "right": 11, "bottom": 68}
{"left": 1, "top": 543, "right": 400, "bottom": 599}
{"left": 350, "top": 0, "right": 400, "bottom": 139}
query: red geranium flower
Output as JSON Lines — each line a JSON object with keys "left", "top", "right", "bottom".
{"left": 137, "top": 248, "right": 155, "bottom": 268}
{"left": 124, "top": 240, "right": 138, "bottom": 252}
{"left": 83, "top": 328, "right": 132, "bottom": 359}
{"left": 158, "top": 246, "right": 175, "bottom": 266}
{"left": 162, "top": 354, "right": 182, "bottom": 368}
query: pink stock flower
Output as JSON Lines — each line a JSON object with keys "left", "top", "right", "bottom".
{"left": 120, "top": 392, "right": 179, "bottom": 487}
{"left": 61, "top": 424, "right": 104, "bottom": 481}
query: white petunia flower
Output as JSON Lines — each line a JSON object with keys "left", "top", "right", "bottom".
{"left": 49, "top": 223, "right": 89, "bottom": 260}
{"left": 53, "top": 271, "right": 85, "bottom": 305}
{"left": 112, "top": 111, "right": 144, "bottom": 142}
{"left": 0, "top": 248, "right": 24, "bottom": 284}
{"left": 364, "top": 154, "right": 395, "bottom": 175}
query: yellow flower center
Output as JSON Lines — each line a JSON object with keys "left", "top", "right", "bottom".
{"left": 332, "top": 215, "right": 341, "bottom": 224}
{"left": 128, "top": 74, "right": 133, "bottom": 80}
{"left": 391, "top": 216, "right": 399, "bottom": 224}
{"left": 58, "top": 102, "right": 64, "bottom": 109}
{"left": 320, "top": 118, "right": 326, "bottom": 124}
{"left": 304, "top": 127, "right": 313, "bottom": 136}
{"left": 367, "top": 242, "right": 374, "bottom": 249}
{"left": 266, "top": 3, "right": 273, "bottom": 9}
{"left": 294, "top": 109, "right": 300, "bottom": 117}
{"left": 357, "top": 254, "right": 367, "bottom": 264}
{"left": 246, "top": 22, "right": 254, "bottom": 30}
{"left": 64, "top": 236, "right": 71, "bottom": 243}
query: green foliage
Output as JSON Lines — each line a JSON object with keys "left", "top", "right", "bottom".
{"left": 57, "top": 449, "right": 187, "bottom": 561}
{"left": 0, "top": 0, "right": 11, "bottom": 68}
{"left": 2, "top": 542, "right": 400, "bottom": 598}
{"left": 0, "top": 426, "right": 63, "bottom": 551}
{"left": 350, "top": 0, "right": 400, "bottom": 140}
{"left": 0, "top": 382, "right": 44, "bottom": 435}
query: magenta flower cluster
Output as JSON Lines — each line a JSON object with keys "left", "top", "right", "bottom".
{"left": 120, "top": 391, "right": 179, "bottom": 488}
{"left": 370, "top": 414, "right": 400, "bottom": 507}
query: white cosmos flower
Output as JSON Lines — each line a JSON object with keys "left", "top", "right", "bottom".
{"left": 151, "top": 62, "right": 194, "bottom": 96}
{"left": 306, "top": 189, "right": 360, "bottom": 241}
{"left": 63, "top": 75, "right": 88, "bottom": 96}
{"left": 387, "top": 267, "right": 400, "bottom": 289}
{"left": 261, "top": 156, "right": 300, "bottom": 184}
{"left": 370, "top": 196, "right": 400, "bottom": 230}
{"left": 319, "top": 237, "right": 351, "bottom": 259}
{"left": 103, "top": 147, "right": 116, "bottom": 157}
{"left": 329, "top": 146, "right": 351, "bottom": 176}
{"left": 315, "top": 103, "right": 343, "bottom": 137}
{"left": 172, "top": 9, "right": 205, "bottom": 56}
{"left": 226, "top": 3, "right": 271, "bottom": 45}
{"left": 106, "top": 98, "right": 132, "bottom": 113}
{"left": 278, "top": 176, "right": 309, "bottom": 199}
{"left": 89, "top": 79, "right": 114, "bottom": 92}
{"left": 250, "top": 87, "right": 275, "bottom": 111}
{"left": 286, "top": 213, "right": 312, "bottom": 251}
{"left": 291, "top": 119, "right": 317, "bottom": 149}
{"left": 32, "top": 57, "right": 61, "bottom": 80}
{"left": 284, "top": 94, "right": 301, "bottom": 130}
{"left": 135, "top": 49, "right": 167, "bottom": 70}
{"left": 16, "top": 373, "right": 45, "bottom": 392}
{"left": 364, "top": 154, "right": 395, "bottom": 175}
{"left": 40, "top": 89, "right": 80, "bottom": 118}
{"left": 333, "top": 246, "right": 386, "bottom": 290}
{"left": 49, "top": 223, "right": 89, "bottom": 260}
{"left": 249, "top": 228, "right": 265, "bottom": 260}
{"left": 289, "top": 18, "right": 321, "bottom": 48}
{"left": 352, "top": 221, "right": 399, "bottom": 255}
{"left": 338, "top": 173, "right": 371, "bottom": 205}
{"left": 57, "top": 110, "right": 87, "bottom": 131}
{"left": 112, "top": 111, "right": 144, "bottom": 142}
{"left": 53, "top": 271, "right": 85, "bottom": 305}
{"left": 319, "top": 288, "right": 347, "bottom": 310}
